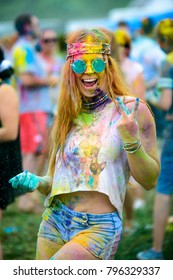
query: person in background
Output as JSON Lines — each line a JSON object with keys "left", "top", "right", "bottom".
{"left": 38, "top": 28, "right": 64, "bottom": 115}
{"left": 114, "top": 28, "right": 146, "bottom": 233}
{"left": 9, "top": 28, "right": 160, "bottom": 260}
{"left": 117, "top": 20, "right": 130, "bottom": 35}
{"left": 137, "top": 18, "right": 173, "bottom": 260}
{"left": 114, "top": 29, "right": 145, "bottom": 100}
{"left": 131, "top": 17, "right": 166, "bottom": 141}
{"left": 0, "top": 46, "right": 22, "bottom": 259}
{"left": 11, "top": 13, "right": 58, "bottom": 213}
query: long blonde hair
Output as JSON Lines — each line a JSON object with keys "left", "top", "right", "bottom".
{"left": 49, "top": 28, "right": 132, "bottom": 176}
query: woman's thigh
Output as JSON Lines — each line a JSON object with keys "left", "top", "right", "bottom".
{"left": 50, "top": 241, "right": 99, "bottom": 260}
{"left": 36, "top": 238, "right": 98, "bottom": 260}
{"left": 36, "top": 237, "right": 63, "bottom": 260}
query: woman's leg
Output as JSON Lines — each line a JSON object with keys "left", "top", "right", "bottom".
{"left": 36, "top": 238, "right": 99, "bottom": 260}
{"left": 36, "top": 237, "right": 63, "bottom": 260}
{"left": 153, "top": 193, "right": 171, "bottom": 251}
{"left": 50, "top": 241, "right": 99, "bottom": 260}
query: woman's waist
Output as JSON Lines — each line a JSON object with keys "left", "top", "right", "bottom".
{"left": 55, "top": 191, "right": 117, "bottom": 214}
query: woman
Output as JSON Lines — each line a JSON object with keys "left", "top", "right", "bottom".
{"left": 38, "top": 28, "right": 64, "bottom": 114}
{"left": 0, "top": 46, "right": 22, "bottom": 259}
{"left": 114, "top": 29, "right": 145, "bottom": 100}
{"left": 9, "top": 28, "right": 160, "bottom": 260}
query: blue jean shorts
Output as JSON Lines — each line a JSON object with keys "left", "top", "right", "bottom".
{"left": 38, "top": 199, "right": 122, "bottom": 260}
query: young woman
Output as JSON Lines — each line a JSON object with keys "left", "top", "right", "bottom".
{"left": 9, "top": 28, "right": 160, "bottom": 260}
{"left": 114, "top": 28, "right": 145, "bottom": 100}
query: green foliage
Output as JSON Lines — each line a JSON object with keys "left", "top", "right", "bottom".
{"left": 0, "top": 0, "right": 130, "bottom": 21}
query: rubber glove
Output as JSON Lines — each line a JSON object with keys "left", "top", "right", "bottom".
{"left": 9, "top": 170, "right": 41, "bottom": 193}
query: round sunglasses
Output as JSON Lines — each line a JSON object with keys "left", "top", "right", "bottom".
{"left": 70, "top": 58, "right": 107, "bottom": 74}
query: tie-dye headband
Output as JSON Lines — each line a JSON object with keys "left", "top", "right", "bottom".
{"left": 67, "top": 42, "right": 111, "bottom": 58}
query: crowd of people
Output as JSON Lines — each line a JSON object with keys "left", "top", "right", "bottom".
{"left": 0, "top": 12, "right": 173, "bottom": 260}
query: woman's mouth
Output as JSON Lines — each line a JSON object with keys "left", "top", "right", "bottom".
{"left": 81, "top": 78, "right": 98, "bottom": 88}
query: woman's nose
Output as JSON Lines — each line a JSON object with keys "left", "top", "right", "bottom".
{"left": 85, "top": 63, "right": 94, "bottom": 74}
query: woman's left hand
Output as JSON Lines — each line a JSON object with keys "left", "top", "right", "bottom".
{"left": 116, "top": 97, "right": 140, "bottom": 142}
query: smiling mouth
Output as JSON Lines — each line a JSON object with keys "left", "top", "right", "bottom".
{"left": 82, "top": 78, "right": 98, "bottom": 87}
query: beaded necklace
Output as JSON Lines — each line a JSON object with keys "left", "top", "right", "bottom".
{"left": 82, "top": 88, "right": 111, "bottom": 111}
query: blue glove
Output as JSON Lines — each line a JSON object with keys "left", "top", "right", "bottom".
{"left": 9, "top": 170, "right": 41, "bottom": 193}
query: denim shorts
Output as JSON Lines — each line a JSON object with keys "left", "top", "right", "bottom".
{"left": 38, "top": 199, "right": 122, "bottom": 260}
{"left": 157, "top": 122, "right": 173, "bottom": 195}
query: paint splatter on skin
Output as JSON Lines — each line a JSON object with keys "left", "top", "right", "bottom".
{"left": 142, "top": 121, "right": 153, "bottom": 137}
{"left": 58, "top": 194, "right": 83, "bottom": 210}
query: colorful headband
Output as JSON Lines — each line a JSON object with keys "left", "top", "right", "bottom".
{"left": 67, "top": 43, "right": 111, "bottom": 58}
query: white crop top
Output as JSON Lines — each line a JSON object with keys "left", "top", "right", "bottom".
{"left": 45, "top": 100, "right": 131, "bottom": 219}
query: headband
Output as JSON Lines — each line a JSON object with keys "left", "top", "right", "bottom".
{"left": 67, "top": 42, "right": 111, "bottom": 58}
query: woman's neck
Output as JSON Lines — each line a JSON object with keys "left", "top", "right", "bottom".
{"left": 82, "top": 88, "right": 111, "bottom": 111}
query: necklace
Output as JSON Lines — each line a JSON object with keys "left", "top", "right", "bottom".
{"left": 83, "top": 94, "right": 108, "bottom": 107}
{"left": 82, "top": 88, "right": 111, "bottom": 111}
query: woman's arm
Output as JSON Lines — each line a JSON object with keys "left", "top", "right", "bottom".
{"left": 148, "top": 59, "right": 172, "bottom": 110}
{"left": 149, "top": 88, "right": 172, "bottom": 111}
{"left": 0, "top": 84, "right": 19, "bottom": 141}
{"left": 20, "top": 72, "right": 58, "bottom": 88}
{"left": 37, "top": 174, "right": 52, "bottom": 195}
{"left": 37, "top": 149, "right": 55, "bottom": 195}
{"left": 9, "top": 171, "right": 53, "bottom": 196}
{"left": 127, "top": 102, "right": 160, "bottom": 189}
{"left": 116, "top": 98, "right": 160, "bottom": 190}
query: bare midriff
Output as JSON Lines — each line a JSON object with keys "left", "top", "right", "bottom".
{"left": 56, "top": 191, "right": 117, "bottom": 214}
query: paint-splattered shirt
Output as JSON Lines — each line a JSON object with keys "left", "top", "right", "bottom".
{"left": 45, "top": 100, "right": 130, "bottom": 219}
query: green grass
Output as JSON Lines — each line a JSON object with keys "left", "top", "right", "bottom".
{"left": 1, "top": 205, "right": 42, "bottom": 260}
{"left": 1, "top": 190, "right": 173, "bottom": 260}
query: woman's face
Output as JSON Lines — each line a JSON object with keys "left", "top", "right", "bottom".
{"left": 40, "top": 30, "right": 57, "bottom": 54}
{"left": 72, "top": 53, "right": 108, "bottom": 98}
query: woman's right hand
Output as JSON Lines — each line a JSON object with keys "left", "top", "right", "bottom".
{"left": 9, "top": 170, "right": 41, "bottom": 193}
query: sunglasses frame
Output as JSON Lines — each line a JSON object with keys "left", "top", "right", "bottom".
{"left": 70, "top": 58, "right": 107, "bottom": 74}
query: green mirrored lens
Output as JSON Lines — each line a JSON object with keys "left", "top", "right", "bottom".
{"left": 71, "top": 60, "right": 86, "bottom": 74}
{"left": 92, "top": 59, "right": 105, "bottom": 73}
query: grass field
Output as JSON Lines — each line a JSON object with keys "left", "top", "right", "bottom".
{"left": 1, "top": 189, "right": 173, "bottom": 260}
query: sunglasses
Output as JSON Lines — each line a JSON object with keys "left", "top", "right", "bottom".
{"left": 119, "top": 43, "right": 130, "bottom": 49}
{"left": 70, "top": 58, "right": 107, "bottom": 74}
{"left": 42, "top": 38, "right": 57, "bottom": 44}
